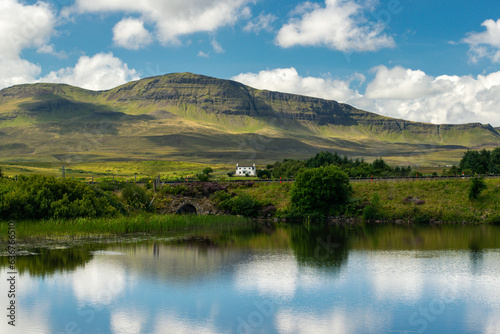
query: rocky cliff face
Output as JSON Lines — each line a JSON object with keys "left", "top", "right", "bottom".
{"left": 104, "top": 73, "right": 499, "bottom": 135}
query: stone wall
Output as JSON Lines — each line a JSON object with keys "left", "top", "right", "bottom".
{"left": 160, "top": 195, "right": 220, "bottom": 215}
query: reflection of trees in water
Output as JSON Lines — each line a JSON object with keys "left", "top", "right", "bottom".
{"left": 0, "top": 246, "right": 97, "bottom": 277}
{"left": 351, "top": 224, "right": 500, "bottom": 251}
{"left": 469, "top": 238, "right": 484, "bottom": 275}
{"left": 289, "top": 224, "right": 351, "bottom": 273}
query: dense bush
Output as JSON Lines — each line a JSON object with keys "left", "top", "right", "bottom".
{"left": 469, "top": 176, "right": 487, "bottom": 199}
{"left": 257, "top": 169, "right": 272, "bottom": 179}
{"left": 196, "top": 173, "right": 210, "bottom": 182}
{"left": 362, "top": 194, "right": 382, "bottom": 222}
{"left": 121, "top": 183, "right": 152, "bottom": 211}
{"left": 211, "top": 190, "right": 271, "bottom": 217}
{"left": 216, "top": 194, "right": 263, "bottom": 217}
{"left": 0, "top": 175, "right": 124, "bottom": 220}
{"left": 290, "top": 165, "right": 352, "bottom": 218}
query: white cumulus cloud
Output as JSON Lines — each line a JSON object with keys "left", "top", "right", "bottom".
{"left": 363, "top": 66, "right": 500, "bottom": 125}
{"left": 71, "top": 0, "right": 251, "bottom": 45}
{"left": 0, "top": 0, "right": 56, "bottom": 88}
{"left": 233, "top": 66, "right": 500, "bottom": 126}
{"left": 232, "top": 67, "right": 363, "bottom": 102}
{"left": 113, "top": 18, "right": 153, "bottom": 50}
{"left": 463, "top": 19, "right": 500, "bottom": 63}
{"left": 276, "top": 0, "right": 395, "bottom": 52}
{"left": 40, "top": 52, "right": 140, "bottom": 91}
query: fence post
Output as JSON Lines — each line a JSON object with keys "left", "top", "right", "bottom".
{"left": 91, "top": 176, "right": 94, "bottom": 184}
{"left": 62, "top": 165, "right": 65, "bottom": 179}
{"left": 15, "top": 175, "right": 17, "bottom": 181}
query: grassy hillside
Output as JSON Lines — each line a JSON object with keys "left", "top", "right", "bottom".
{"left": 237, "top": 178, "right": 500, "bottom": 224}
{"left": 0, "top": 72, "right": 498, "bottom": 166}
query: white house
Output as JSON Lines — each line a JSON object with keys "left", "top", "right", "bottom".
{"left": 236, "top": 163, "right": 256, "bottom": 176}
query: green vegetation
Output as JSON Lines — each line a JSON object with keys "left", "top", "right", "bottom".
{"left": 469, "top": 176, "right": 487, "bottom": 199}
{"left": 233, "top": 178, "right": 500, "bottom": 224}
{"left": 268, "top": 151, "right": 413, "bottom": 179}
{"left": 290, "top": 165, "right": 352, "bottom": 218}
{"left": 455, "top": 148, "right": 500, "bottom": 175}
{"left": 0, "top": 175, "right": 124, "bottom": 220}
{"left": 197, "top": 167, "right": 214, "bottom": 182}
{"left": 0, "top": 214, "right": 251, "bottom": 240}
{"left": 0, "top": 160, "right": 230, "bottom": 183}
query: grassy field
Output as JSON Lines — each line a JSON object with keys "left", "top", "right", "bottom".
{"left": 0, "top": 159, "right": 453, "bottom": 182}
{"left": 0, "top": 160, "right": 245, "bottom": 181}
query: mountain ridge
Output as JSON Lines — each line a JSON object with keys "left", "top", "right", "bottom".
{"left": 0, "top": 72, "right": 498, "bottom": 165}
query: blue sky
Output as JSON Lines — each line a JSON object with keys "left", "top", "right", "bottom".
{"left": 2, "top": 0, "right": 500, "bottom": 125}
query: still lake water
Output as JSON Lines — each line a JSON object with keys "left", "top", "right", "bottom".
{"left": 1, "top": 223, "right": 500, "bottom": 334}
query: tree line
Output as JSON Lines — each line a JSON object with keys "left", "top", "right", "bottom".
{"left": 448, "top": 148, "right": 500, "bottom": 175}
{"left": 260, "top": 151, "right": 413, "bottom": 179}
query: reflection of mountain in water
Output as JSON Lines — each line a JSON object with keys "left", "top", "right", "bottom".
{"left": 0, "top": 246, "right": 97, "bottom": 277}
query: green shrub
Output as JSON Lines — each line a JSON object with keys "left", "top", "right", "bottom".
{"left": 469, "top": 176, "right": 487, "bottom": 199}
{"left": 211, "top": 190, "right": 233, "bottom": 204}
{"left": 0, "top": 175, "right": 124, "bottom": 220}
{"left": 290, "top": 165, "right": 352, "bottom": 217}
{"left": 216, "top": 194, "right": 263, "bottom": 217}
{"left": 202, "top": 167, "right": 213, "bottom": 175}
{"left": 121, "top": 183, "right": 151, "bottom": 211}
{"left": 362, "top": 205, "right": 378, "bottom": 221}
{"left": 361, "top": 194, "right": 381, "bottom": 221}
{"left": 196, "top": 173, "right": 210, "bottom": 182}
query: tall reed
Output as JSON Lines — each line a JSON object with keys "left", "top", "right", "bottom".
{"left": 0, "top": 213, "right": 251, "bottom": 240}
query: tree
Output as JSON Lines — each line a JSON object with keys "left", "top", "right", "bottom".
{"left": 197, "top": 167, "right": 213, "bottom": 182}
{"left": 271, "top": 159, "right": 306, "bottom": 178}
{"left": 196, "top": 173, "right": 210, "bottom": 182}
{"left": 290, "top": 165, "right": 352, "bottom": 217}
{"left": 202, "top": 167, "right": 213, "bottom": 175}
{"left": 257, "top": 169, "right": 272, "bottom": 179}
{"left": 306, "top": 151, "right": 342, "bottom": 168}
{"left": 469, "top": 175, "right": 487, "bottom": 199}
{"left": 460, "top": 150, "right": 488, "bottom": 174}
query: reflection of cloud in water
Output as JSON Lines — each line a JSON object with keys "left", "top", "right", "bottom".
{"left": 107, "top": 243, "right": 247, "bottom": 282}
{"left": 483, "top": 310, "right": 500, "bottom": 334}
{"left": 365, "top": 251, "right": 425, "bottom": 301}
{"left": 111, "top": 309, "right": 146, "bottom": 334}
{"left": 235, "top": 253, "right": 298, "bottom": 298}
{"left": 275, "top": 308, "right": 390, "bottom": 334}
{"left": 72, "top": 258, "right": 127, "bottom": 306}
{"left": 410, "top": 251, "right": 500, "bottom": 306}
{"left": 0, "top": 270, "right": 51, "bottom": 334}
{"left": 153, "top": 312, "right": 219, "bottom": 334}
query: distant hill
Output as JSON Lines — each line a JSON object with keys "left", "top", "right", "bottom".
{"left": 0, "top": 72, "right": 498, "bottom": 165}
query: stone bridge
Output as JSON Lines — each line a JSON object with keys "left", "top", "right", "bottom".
{"left": 161, "top": 196, "right": 219, "bottom": 215}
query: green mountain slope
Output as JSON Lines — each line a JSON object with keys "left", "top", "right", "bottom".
{"left": 0, "top": 72, "right": 498, "bottom": 165}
